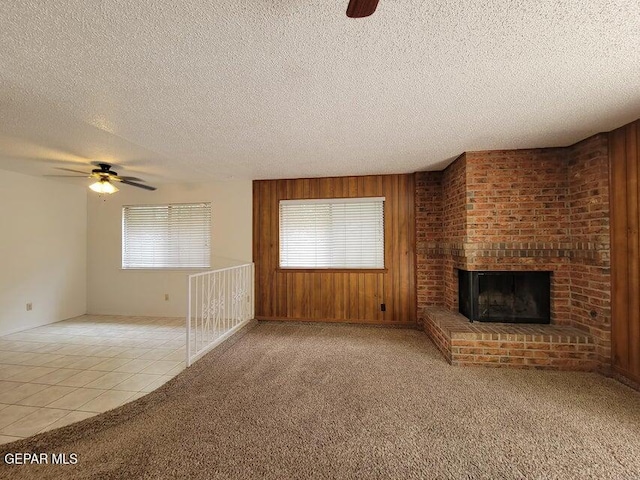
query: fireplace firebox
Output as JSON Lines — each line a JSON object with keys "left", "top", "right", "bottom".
{"left": 458, "top": 270, "right": 551, "bottom": 324}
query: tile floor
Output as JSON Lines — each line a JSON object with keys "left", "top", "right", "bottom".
{"left": 0, "top": 315, "right": 185, "bottom": 445}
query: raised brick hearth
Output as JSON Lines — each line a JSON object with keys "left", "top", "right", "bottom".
{"left": 422, "top": 307, "right": 597, "bottom": 370}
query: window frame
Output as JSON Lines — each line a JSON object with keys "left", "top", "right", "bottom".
{"left": 121, "top": 202, "right": 212, "bottom": 270}
{"left": 277, "top": 197, "right": 386, "bottom": 272}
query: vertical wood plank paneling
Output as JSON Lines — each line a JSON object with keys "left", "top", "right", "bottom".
{"left": 357, "top": 272, "right": 366, "bottom": 319}
{"left": 611, "top": 126, "right": 629, "bottom": 371}
{"left": 610, "top": 119, "right": 640, "bottom": 384}
{"left": 391, "top": 175, "right": 401, "bottom": 322}
{"left": 302, "top": 178, "right": 311, "bottom": 199}
{"left": 321, "top": 273, "right": 334, "bottom": 319}
{"left": 253, "top": 174, "right": 416, "bottom": 325}
{"left": 286, "top": 271, "right": 293, "bottom": 318}
{"left": 635, "top": 124, "right": 640, "bottom": 379}
{"left": 274, "top": 180, "right": 287, "bottom": 318}
{"left": 348, "top": 273, "right": 359, "bottom": 320}
{"left": 270, "top": 180, "right": 279, "bottom": 317}
{"left": 377, "top": 273, "right": 385, "bottom": 322}
{"left": 348, "top": 177, "right": 358, "bottom": 197}
{"left": 291, "top": 273, "right": 301, "bottom": 318}
{"left": 319, "top": 177, "right": 335, "bottom": 198}
{"left": 334, "top": 273, "right": 345, "bottom": 319}
{"left": 252, "top": 181, "right": 261, "bottom": 316}
{"left": 310, "top": 178, "right": 320, "bottom": 198}
{"left": 364, "top": 274, "right": 377, "bottom": 320}
{"left": 408, "top": 173, "right": 417, "bottom": 323}
{"left": 382, "top": 175, "right": 395, "bottom": 322}
{"left": 341, "top": 177, "right": 350, "bottom": 197}
{"left": 303, "top": 273, "right": 312, "bottom": 319}
{"left": 399, "top": 174, "right": 414, "bottom": 323}
{"left": 259, "top": 180, "right": 273, "bottom": 317}
{"left": 626, "top": 122, "right": 639, "bottom": 376}
{"left": 312, "top": 274, "right": 322, "bottom": 319}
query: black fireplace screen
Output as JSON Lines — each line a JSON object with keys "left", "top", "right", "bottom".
{"left": 458, "top": 270, "right": 551, "bottom": 324}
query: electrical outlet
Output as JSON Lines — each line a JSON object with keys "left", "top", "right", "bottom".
{"left": 26, "top": 302, "right": 32, "bottom": 311}
{"left": 164, "top": 293, "right": 169, "bottom": 301}
{"left": 380, "top": 303, "right": 386, "bottom": 312}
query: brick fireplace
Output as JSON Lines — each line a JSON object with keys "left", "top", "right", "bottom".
{"left": 416, "top": 133, "right": 611, "bottom": 371}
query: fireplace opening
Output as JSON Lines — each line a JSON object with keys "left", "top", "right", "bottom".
{"left": 458, "top": 270, "right": 551, "bottom": 324}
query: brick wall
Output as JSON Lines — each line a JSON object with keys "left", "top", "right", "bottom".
{"left": 441, "top": 155, "right": 467, "bottom": 310}
{"left": 442, "top": 155, "right": 467, "bottom": 246}
{"left": 465, "top": 148, "right": 569, "bottom": 245}
{"left": 567, "top": 133, "right": 611, "bottom": 370}
{"left": 414, "top": 156, "right": 468, "bottom": 315}
{"left": 415, "top": 171, "right": 443, "bottom": 312}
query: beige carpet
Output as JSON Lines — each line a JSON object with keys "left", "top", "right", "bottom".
{"left": 1, "top": 321, "right": 639, "bottom": 479}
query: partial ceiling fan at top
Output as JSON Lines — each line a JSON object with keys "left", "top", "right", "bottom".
{"left": 347, "top": 0, "right": 380, "bottom": 18}
{"left": 45, "top": 162, "right": 157, "bottom": 194}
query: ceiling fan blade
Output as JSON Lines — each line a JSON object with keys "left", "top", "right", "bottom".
{"left": 110, "top": 175, "right": 145, "bottom": 182}
{"left": 56, "top": 167, "right": 91, "bottom": 174}
{"left": 44, "top": 175, "right": 88, "bottom": 177}
{"left": 346, "top": 0, "right": 379, "bottom": 18}
{"left": 120, "top": 178, "right": 157, "bottom": 191}
{"left": 118, "top": 175, "right": 144, "bottom": 182}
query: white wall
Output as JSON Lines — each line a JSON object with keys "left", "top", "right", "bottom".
{"left": 0, "top": 169, "right": 87, "bottom": 336}
{"left": 87, "top": 180, "right": 252, "bottom": 317}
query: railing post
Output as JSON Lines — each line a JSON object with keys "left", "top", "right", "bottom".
{"left": 251, "top": 262, "right": 255, "bottom": 319}
{"left": 186, "top": 275, "right": 192, "bottom": 367}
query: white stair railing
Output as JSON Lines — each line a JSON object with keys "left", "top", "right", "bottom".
{"left": 186, "top": 263, "right": 254, "bottom": 367}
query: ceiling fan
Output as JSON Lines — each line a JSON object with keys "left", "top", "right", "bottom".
{"left": 347, "top": 0, "right": 379, "bottom": 18}
{"left": 47, "top": 163, "right": 157, "bottom": 194}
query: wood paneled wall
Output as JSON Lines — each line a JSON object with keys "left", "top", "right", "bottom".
{"left": 253, "top": 174, "right": 416, "bottom": 325}
{"left": 610, "top": 119, "right": 640, "bottom": 385}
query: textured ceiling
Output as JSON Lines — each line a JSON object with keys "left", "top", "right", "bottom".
{"left": 1, "top": 0, "right": 639, "bottom": 184}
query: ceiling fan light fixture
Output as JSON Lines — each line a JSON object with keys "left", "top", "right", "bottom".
{"left": 89, "top": 179, "right": 119, "bottom": 194}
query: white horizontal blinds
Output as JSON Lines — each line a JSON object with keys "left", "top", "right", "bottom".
{"left": 122, "top": 206, "right": 168, "bottom": 269}
{"left": 122, "top": 203, "right": 211, "bottom": 269}
{"left": 279, "top": 197, "right": 384, "bottom": 268}
{"left": 167, "top": 204, "right": 211, "bottom": 268}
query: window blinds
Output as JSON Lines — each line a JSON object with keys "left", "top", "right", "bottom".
{"left": 279, "top": 197, "right": 384, "bottom": 269}
{"left": 122, "top": 203, "right": 211, "bottom": 269}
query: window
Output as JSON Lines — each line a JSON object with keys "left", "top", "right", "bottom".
{"left": 122, "top": 203, "right": 211, "bottom": 269}
{"left": 279, "top": 197, "right": 384, "bottom": 269}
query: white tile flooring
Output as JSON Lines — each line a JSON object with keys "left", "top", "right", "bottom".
{"left": 0, "top": 315, "right": 185, "bottom": 445}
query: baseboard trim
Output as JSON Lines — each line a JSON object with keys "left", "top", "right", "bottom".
{"left": 256, "top": 316, "right": 417, "bottom": 328}
{"left": 611, "top": 368, "right": 640, "bottom": 392}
